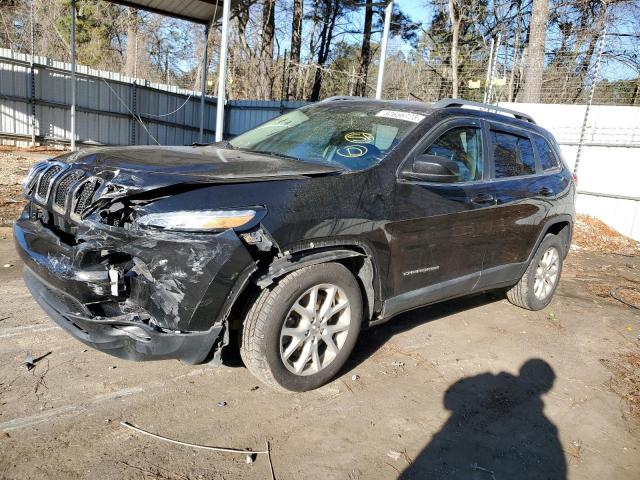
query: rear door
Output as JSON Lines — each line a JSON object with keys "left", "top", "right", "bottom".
{"left": 477, "top": 121, "right": 552, "bottom": 287}
{"left": 385, "top": 117, "right": 496, "bottom": 315}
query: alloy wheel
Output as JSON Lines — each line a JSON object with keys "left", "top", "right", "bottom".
{"left": 534, "top": 247, "right": 560, "bottom": 300}
{"left": 280, "top": 283, "right": 351, "bottom": 376}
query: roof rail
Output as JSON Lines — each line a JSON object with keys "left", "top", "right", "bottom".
{"left": 320, "top": 95, "right": 363, "bottom": 102}
{"left": 432, "top": 98, "right": 536, "bottom": 124}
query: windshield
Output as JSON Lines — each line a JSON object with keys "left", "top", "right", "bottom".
{"left": 228, "top": 103, "right": 426, "bottom": 171}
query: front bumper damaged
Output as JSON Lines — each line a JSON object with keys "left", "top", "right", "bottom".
{"left": 14, "top": 215, "right": 256, "bottom": 363}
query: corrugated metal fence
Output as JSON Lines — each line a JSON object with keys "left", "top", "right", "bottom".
{"left": 0, "top": 49, "right": 306, "bottom": 146}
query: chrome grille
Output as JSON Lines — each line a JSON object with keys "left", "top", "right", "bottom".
{"left": 36, "top": 165, "right": 63, "bottom": 199}
{"left": 53, "top": 170, "right": 85, "bottom": 211}
{"left": 24, "top": 162, "right": 49, "bottom": 195}
{"left": 25, "top": 161, "right": 102, "bottom": 223}
{"left": 73, "top": 178, "right": 101, "bottom": 215}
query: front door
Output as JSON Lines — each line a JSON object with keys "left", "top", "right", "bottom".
{"left": 384, "top": 117, "right": 495, "bottom": 316}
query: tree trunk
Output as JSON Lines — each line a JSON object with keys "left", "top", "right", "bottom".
{"left": 288, "top": 0, "right": 303, "bottom": 99}
{"left": 448, "top": 0, "right": 459, "bottom": 98}
{"left": 355, "top": 3, "right": 373, "bottom": 97}
{"left": 257, "top": 0, "right": 276, "bottom": 100}
{"left": 508, "top": 8, "right": 522, "bottom": 102}
{"left": 124, "top": 8, "right": 138, "bottom": 77}
{"left": 310, "top": 0, "right": 333, "bottom": 101}
{"left": 521, "top": 0, "right": 549, "bottom": 102}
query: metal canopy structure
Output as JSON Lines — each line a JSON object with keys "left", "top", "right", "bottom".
{"left": 65, "top": 0, "right": 238, "bottom": 149}
{"left": 105, "top": 0, "right": 237, "bottom": 24}
{"left": 65, "top": 0, "right": 393, "bottom": 150}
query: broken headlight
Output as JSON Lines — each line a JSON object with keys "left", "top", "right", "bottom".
{"left": 136, "top": 209, "right": 262, "bottom": 231}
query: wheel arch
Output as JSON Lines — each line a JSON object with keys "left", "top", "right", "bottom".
{"left": 543, "top": 220, "right": 572, "bottom": 257}
{"left": 226, "top": 240, "right": 382, "bottom": 332}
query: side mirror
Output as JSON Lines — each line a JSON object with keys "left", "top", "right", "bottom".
{"left": 402, "top": 154, "right": 460, "bottom": 183}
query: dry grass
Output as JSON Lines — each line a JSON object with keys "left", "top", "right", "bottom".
{"left": 610, "top": 287, "right": 640, "bottom": 310}
{"left": 0, "top": 146, "right": 66, "bottom": 154}
{"left": 0, "top": 185, "right": 24, "bottom": 227}
{"left": 0, "top": 150, "right": 56, "bottom": 226}
{"left": 601, "top": 353, "right": 640, "bottom": 427}
{"left": 573, "top": 215, "right": 640, "bottom": 256}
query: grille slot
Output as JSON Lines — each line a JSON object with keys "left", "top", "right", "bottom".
{"left": 73, "top": 179, "right": 100, "bottom": 215}
{"left": 36, "top": 165, "right": 63, "bottom": 200}
{"left": 25, "top": 163, "right": 49, "bottom": 195}
{"left": 53, "top": 170, "right": 85, "bottom": 211}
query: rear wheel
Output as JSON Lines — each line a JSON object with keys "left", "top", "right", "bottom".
{"left": 240, "top": 262, "right": 362, "bottom": 391}
{"left": 507, "top": 234, "right": 563, "bottom": 311}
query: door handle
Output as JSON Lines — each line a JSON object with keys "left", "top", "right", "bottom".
{"left": 538, "top": 187, "right": 554, "bottom": 197}
{"left": 470, "top": 193, "right": 496, "bottom": 205}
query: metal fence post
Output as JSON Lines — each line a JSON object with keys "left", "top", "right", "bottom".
{"left": 280, "top": 49, "right": 288, "bottom": 114}
{"left": 375, "top": 1, "right": 393, "bottom": 100}
{"left": 29, "top": 0, "right": 36, "bottom": 147}
{"left": 486, "top": 34, "right": 501, "bottom": 104}
{"left": 199, "top": 24, "right": 209, "bottom": 144}
{"left": 483, "top": 38, "right": 495, "bottom": 103}
{"left": 70, "top": 0, "right": 76, "bottom": 150}
{"left": 215, "top": 0, "right": 231, "bottom": 142}
{"left": 130, "top": 81, "right": 137, "bottom": 145}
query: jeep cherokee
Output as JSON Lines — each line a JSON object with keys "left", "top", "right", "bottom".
{"left": 15, "top": 98, "right": 575, "bottom": 391}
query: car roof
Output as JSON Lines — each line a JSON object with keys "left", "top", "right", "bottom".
{"left": 320, "top": 96, "right": 435, "bottom": 114}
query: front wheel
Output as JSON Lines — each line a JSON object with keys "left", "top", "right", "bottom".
{"left": 507, "top": 234, "right": 564, "bottom": 311}
{"left": 240, "top": 262, "right": 362, "bottom": 391}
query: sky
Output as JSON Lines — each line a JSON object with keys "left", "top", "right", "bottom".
{"left": 395, "top": 0, "right": 431, "bottom": 25}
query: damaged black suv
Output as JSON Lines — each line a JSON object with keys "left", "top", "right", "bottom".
{"left": 15, "top": 98, "right": 575, "bottom": 391}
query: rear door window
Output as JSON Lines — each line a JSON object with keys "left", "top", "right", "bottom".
{"left": 491, "top": 131, "right": 536, "bottom": 178}
{"left": 533, "top": 135, "right": 560, "bottom": 170}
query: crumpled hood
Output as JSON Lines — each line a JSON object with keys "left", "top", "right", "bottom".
{"left": 58, "top": 145, "right": 339, "bottom": 180}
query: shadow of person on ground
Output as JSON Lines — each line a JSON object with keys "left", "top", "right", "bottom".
{"left": 399, "top": 359, "right": 566, "bottom": 480}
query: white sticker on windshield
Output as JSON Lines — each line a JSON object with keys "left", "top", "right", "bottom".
{"left": 375, "top": 110, "right": 425, "bottom": 123}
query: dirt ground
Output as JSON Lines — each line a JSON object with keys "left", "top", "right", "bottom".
{"left": 0, "top": 151, "right": 639, "bottom": 479}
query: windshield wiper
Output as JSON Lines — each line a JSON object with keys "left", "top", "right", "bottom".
{"left": 192, "top": 140, "right": 236, "bottom": 149}
{"left": 246, "top": 149, "right": 302, "bottom": 161}
{"left": 211, "top": 140, "right": 236, "bottom": 149}
{"left": 236, "top": 148, "right": 346, "bottom": 172}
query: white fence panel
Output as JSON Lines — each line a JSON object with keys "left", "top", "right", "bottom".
{"left": 501, "top": 103, "right": 640, "bottom": 240}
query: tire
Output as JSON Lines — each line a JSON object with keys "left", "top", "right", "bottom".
{"left": 240, "top": 262, "right": 363, "bottom": 392}
{"left": 507, "top": 234, "right": 564, "bottom": 311}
